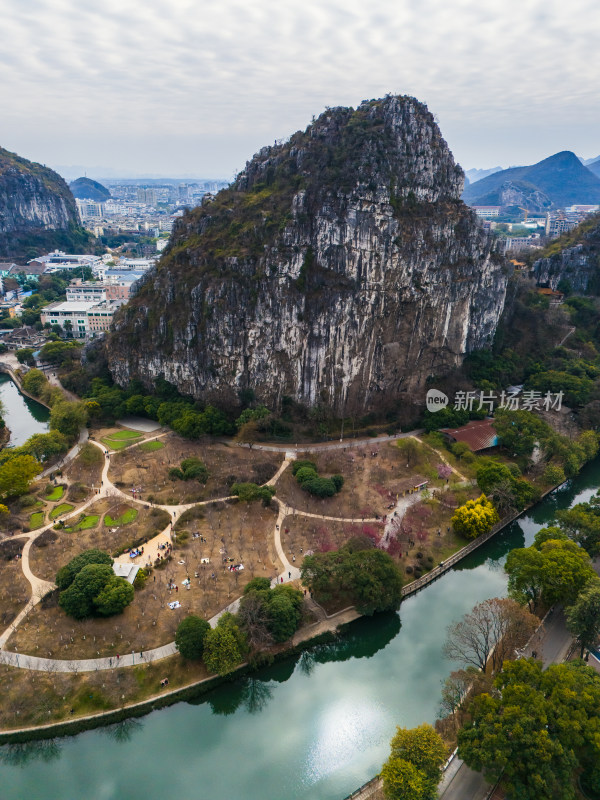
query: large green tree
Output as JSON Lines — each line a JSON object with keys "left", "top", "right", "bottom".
{"left": 565, "top": 583, "right": 600, "bottom": 658}
{"left": 557, "top": 497, "right": 600, "bottom": 556}
{"left": 49, "top": 400, "right": 88, "bottom": 440}
{"left": 0, "top": 454, "right": 42, "bottom": 499}
{"left": 381, "top": 724, "right": 446, "bottom": 800}
{"left": 58, "top": 563, "right": 114, "bottom": 619}
{"left": 238, "top": 582, "right": 304, "bottom": 647}
{"left": 458, "top": 659, "right": 600, "bottom": 800}
{"left": 301, "top": 544, "right": 403, "bottom": 615}
{"left": 505, "top": 529, "right": 596, "bottom": 610}
{"left": 94, "top": 576, "right": 134, "bottom": 616}
{"left": 175, "top": 614, "right": 211, "bottom": 660}
{"left": 203, "top": 613, "right": 247, "bottom": 675}
{"left": 55, "top": 549, "right": 113, "bottom": 591}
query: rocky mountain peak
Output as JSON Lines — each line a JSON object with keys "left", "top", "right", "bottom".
{"left": 108, "top": 94, "right": 507, "bottom": 415}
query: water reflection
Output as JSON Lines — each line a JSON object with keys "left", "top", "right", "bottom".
{"left": 0, "top": 374, "right": 50, "bottom": 447}
{"left": 0, "top": 739, "right": 62, "bottom": 766}
{"left": 99, "top": 718, "right": 144, "bottom": 743}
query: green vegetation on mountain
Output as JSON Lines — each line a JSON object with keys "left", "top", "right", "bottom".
{"left": 0, "top": 145, "right": 93, "bottom": 258}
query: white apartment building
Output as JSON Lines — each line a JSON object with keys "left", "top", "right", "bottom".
{"left": 471, "top": 206, "right": 501, "bottom": 218}
{"left": 41, "top": 301, "right": 96, "bottom": 337}
{"left": 41, "top": 298, "right": 125, "bottom": 338}
{"left": 29, "top": 250, "right": 102, "bottom": 275}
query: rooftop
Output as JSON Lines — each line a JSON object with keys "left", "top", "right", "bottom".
{"left": 112, "top": 563, "right": 140, "bottom": 584}
{"left": 441, "top": 418, "right": 498, "bottom": 452}
{"left": 43, "top": 300, "right": 98, "bottom": 312}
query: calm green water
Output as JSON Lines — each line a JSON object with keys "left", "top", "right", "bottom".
{"left": 0, "top": 373, "right": 50, "bottom": 446}
{"left": 1, "top": 458, "right": 599, "bottom": 800}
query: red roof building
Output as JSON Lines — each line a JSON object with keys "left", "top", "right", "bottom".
{"left": 441, "top": 418, "right": 499, "bottom": 452}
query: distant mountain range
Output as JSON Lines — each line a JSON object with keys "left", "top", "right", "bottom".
{"left": 462, "top": 151, "right": 600, "bottom": 211}
{"left": 587, "top": 157, "right": 600, "bottom": 179}
{"left": 464, "top": 166, "right": 502, "bottom": 184}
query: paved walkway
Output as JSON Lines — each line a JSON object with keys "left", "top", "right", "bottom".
{"left": 238, "top": 430, "right": 425, "bottom": 453}
{"left": 0, "top": 423, "right": 429, "bottom": 671}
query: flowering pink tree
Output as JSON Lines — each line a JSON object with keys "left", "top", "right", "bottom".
{"left": 437, "top": 463, "right": 453, "bottom": 480}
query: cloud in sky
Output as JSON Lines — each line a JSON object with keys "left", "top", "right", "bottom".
{"left": 1, "top": 0, "right": 598, "bottom": 177}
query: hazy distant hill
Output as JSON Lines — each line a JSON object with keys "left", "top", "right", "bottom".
{"left": 69, "top": 176, "right": 111, "bottom": 201}
{"left": 462, "top": 151, "right": 600, "bottom": 211}
{"left": 587, "top": 157, "right": 600, "bottom": 179}
{"left": 464, "top": 166, "right": 502, "bottom": 184}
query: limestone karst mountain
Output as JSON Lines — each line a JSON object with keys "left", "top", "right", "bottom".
{"left": 0, "top": 145, "right": 90, "bottom": 258}
{"left": 108, "top": 95, "right": 507, "bottom": 414}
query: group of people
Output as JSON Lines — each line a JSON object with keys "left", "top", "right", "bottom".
{"left": 129, "top": 546, "right": 144, "bottom": 559}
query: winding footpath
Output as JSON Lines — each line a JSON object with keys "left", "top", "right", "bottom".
{"left": 1, "top": 431, "right": 442, "bottom": 672}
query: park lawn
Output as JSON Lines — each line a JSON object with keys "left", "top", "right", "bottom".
{"left": 107, "top": 430, "right": 143, "bottom": 441}
{"left": 139, "top": 440, "right": 165, "bottom": 452}
{"left": 50, "top": 503, "right": 75, "bottom": 519}
{"left": 105, "top": 506, "right": 138, "bottom": 526}
{"left": 29, "top": 511, "right": 45, "bottom": 529}
{"left": 65, "top": 514, "right": 100, "bottom": 532}
{"left": 45, "top": 485, "right": 64, "bottom": 502}
{"left": 101, "top": 436, "right": 141, "bottom": 451}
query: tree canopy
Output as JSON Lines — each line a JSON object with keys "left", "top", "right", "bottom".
{"left": 451, "top": 495, "right": 499, "bottom": 540}
{"left": 301, "top": 543, "right": 403, "bottom": 615}
{"left": 565, "top": 583, "right": 600, "bottom": 658}
{"left": 56, "top": 548, "right": 113, "bottom": 590}
{"left": 239, "top": 582, "right": 304, "bottom": 647}
{"left": 381, "top": 724, "right": 447, "bottom": 800}
{"left": 458, "top": 659, "right": 600, "bottom": 800}
{"left": 0, "top": 454, "right": 42, "bottom": 500}
{"left": 202, "top": 613, "right": 247, "bottom": 675}
{"left": 175, "top": 614, "right": 211, "bottom": 660}
{"left": 505, "top": 529, "right": 597, "bottom": 610}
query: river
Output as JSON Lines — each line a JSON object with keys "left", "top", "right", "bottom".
{"left": 1, "top": 439, "right": 599, "bottom": 799}
{"left": 0, "top": 373, "right": 50, "bottom": 446}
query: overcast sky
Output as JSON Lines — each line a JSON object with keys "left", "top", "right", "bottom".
{"left": 1, "top": 0, "right": 598, "bottom": 179}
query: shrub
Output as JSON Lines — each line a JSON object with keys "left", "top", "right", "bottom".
{"left": 331, "top": 474, "right": 344, "bottom": 492}
{"left": 133, "top": 568, "right": 148, "bottom": 590}
{"left": 169, "top": 457, "right": 209, "bottom": 483}
{"left": 302, "top": 477, "right": 337, "bottom": 497}
{"left": 295, "top": 466, "right": 319, "bottom": 484}
{"left": 291, "top": 460, "right": 317, "bottom": 476}
{"left": 230, "top": 482, "right": 275, "bottom": 504}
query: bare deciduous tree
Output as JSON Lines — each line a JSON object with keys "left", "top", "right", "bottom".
{"left": 443, "top": 597, "right": 538, "bottom": 673}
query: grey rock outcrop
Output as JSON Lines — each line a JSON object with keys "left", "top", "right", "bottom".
{"left": 0, "top": 146, "right": 84, "bottom": 258}
{"left": 109, "top": 95, "right": 508, "bottom": 414}
{"left": 533, "top": 219, "right": 600, "bottom": 293}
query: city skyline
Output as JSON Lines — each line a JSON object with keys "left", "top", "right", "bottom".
{"left": 1, "top": 0, "right": 599, "bottom": 178}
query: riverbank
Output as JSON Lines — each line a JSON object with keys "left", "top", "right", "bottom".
{"left": 0, "top": 606, "right": 360, "bottom": 743}
{"left": 0, "top": 471, "right": 559, "bottom": 742}
{"left": 2, "top": 457, "right": 595, "bottom": 800}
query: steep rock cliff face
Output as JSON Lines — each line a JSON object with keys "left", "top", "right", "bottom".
{"left": 0, "top": 146, "right": 85, "bottom": 258}
{"left": 109, "top": 95, "right": 508, "bottom": 413}
{"left": 533, "top": 218, "right": 600, "bottom": 294}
